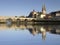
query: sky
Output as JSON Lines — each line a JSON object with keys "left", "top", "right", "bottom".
{"left": 0, "top": 0, "right": 60, "bottom": 16}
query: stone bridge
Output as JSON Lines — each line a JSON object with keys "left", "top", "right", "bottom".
{"left": 0, "top": 16, "right": 37, "bottom": 22}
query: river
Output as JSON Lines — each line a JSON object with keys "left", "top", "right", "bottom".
{"left": 0, "top": 23, "right": 60, "bottom": 45}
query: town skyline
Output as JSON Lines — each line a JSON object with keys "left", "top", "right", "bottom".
{"left": 0, "top": 0, "right": 60, "bottom": 16}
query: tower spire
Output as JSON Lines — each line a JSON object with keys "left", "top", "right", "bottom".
{"left": 42, "top": 4, "right": 46, "bottom": 14}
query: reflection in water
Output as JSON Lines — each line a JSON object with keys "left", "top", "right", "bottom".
{"left": 0, "top": 23, "right": 60, "bottom": 40}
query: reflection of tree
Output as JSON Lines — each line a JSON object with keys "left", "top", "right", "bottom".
{"left": 6, "top": 18, "right": 12, "bottom": 27}
{"left": 16, "top": 18, "right": 20, "bottom": 27}
{"left": 6, "top": 18, "right": 12, "bottom": 22}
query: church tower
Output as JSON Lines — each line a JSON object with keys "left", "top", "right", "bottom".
{"left": 40, "top": 4, "right": 46, "bottom": 18}
{"left": 42, "top": 4, "right": 46, "bottom": 15}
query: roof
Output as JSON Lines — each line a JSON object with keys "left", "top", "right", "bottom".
{"left": 50, "top": 11, "right": 60, "bottom": 14}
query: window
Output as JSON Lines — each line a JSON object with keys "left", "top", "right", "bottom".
{"left": 56, "top": 13, "right": 60, "bottom": 16}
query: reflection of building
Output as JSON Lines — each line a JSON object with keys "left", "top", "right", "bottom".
{"left": 0, "top": 23, "right": 60, "bottom": 40}
{"left": 50, "top": 28, "right": 60, "bottom": 34}
{"left": 28, "top": 25, "right": 46, "bottom": 40}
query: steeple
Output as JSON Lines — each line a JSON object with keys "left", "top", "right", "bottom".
{"left": 42, "top": 4, "right": 46, "bottom": 14}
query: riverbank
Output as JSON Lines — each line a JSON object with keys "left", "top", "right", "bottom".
{"left": 0, "top": 22, "right": 60, "bottom": 25}
{"left": 0, "top": 19, "right": 60, "bottom": 25}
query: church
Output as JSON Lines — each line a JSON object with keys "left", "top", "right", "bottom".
{"left": 28, "top": 4, "right": 46, "bottom": 19}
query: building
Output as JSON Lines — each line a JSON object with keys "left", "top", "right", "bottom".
{"left": 28, "top": 4, "right": 46, "bottom": 19}
{"left": 0, "top": 4, "right": 60, "bottom": 22}
{"left": 40, "top": 4, "right": 46, "bottom": 18}
{"left": 28, "top": 10, "right": 38, "bottom": 18}
{"left": 49, "top": 11, "right": 60, "bottom": 20}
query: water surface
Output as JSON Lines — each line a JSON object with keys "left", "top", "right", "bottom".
{"left": 0, "top": 24, "right": 60, "bottom": 45}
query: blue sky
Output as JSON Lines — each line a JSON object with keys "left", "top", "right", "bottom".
{"left": 0, "top": 0, "right": 60, "bottom": 16}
